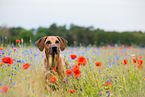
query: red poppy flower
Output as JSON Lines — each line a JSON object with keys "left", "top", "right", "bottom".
{"left": 50, "top": 77, "right": 56, "bottom": 83}
{"left": 137, "top": 60, "right": 143, "bottom": 65}
{"left": 66, "top": 69, "right": 72, "bottom": 75}
{"left": 95, "top": 62, "right": 101, "bottom": 67}
{"left": 104, "top": 82, "right": 112, "bottom": 87}
{"left": 2, "top": 57, "right": 14, "bottom": 64}
{"left": 128, "top": 46, "right": 131, "bottom": 49}
{"left": 118, "top": 47, "right": 122, "bottom": 51}
{"left": 132, "top": 59, "right": 136, "bottom": 63}
{"left": 14, "top": 49, "right": 16, "bottom": 52}
{"left": 107, "top": 52, "right": 110, "bottom": 55}
{"left": 1, "top": 86, "right": 9, "bottom": 94}
{"left": 107, "top": 45, "right": 111, "bottom": 48}
{"left": 70, "top": 54, "right": 77, "bottom": 59}
{"left": 53, "top": 68, "right": 56, "bottom": 72}
{"left": 68, "top": 90, "right": 73, "bottom": 93}
{"left": 138, "top": 65, "right": 143, "bottom": 69}
{"left": 77, "top": 56, "right": 85, "bottom": 63}
{"left": 77, "top": 56, "right": 87, "bottom": 65}
{"left": 0, "top": 47, "right": 3, "bottom": 50}
{"left": 72, "top": 64, "right": 80, "bottom": 71}
{"left": 132, "top": 55, "right": 136, "bottom": 59}
{"left": 80, "top": 60, "right": 87, "bottom": 65}
{"left": 139, "top": 56, "right": 142, "bottom": 59}
{"left": 73, "top": 68, "right": 81, "bottom": 77}
{"left": 16, "top": 39, "right": 20, "bottom": 43}
{"left": 72, "top": 89, "right": 76, "bottom": 92}
{"left": 0, "top": 62, "right": 4, "bottom": 66}
{"left": 68, "top": 89, "right": 76, "bottom": 93}
{"left": 123, "top": 59, "right": 128, "bottom": 65}
{"left": 22, "top": 63, "right": 30, "bottom": 70}
{"left": 31, "top": 81, "right": 35, "bottom": 84}
{"left": 122, "top": 45, "right": 125, "bottom": 48}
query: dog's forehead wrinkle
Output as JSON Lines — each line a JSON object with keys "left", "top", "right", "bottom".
{"left": 46, "top": 36, "right": 58, "bottom": 43}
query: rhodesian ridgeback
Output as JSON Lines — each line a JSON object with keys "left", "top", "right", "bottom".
{"left": 35, "top": 36, "right": 68, "bottom": 89}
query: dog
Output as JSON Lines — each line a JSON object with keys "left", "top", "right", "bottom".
{"left": 35, "top": 36, "right": 68, "bottom": 89}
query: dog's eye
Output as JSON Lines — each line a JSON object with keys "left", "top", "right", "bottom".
{"left": 46, "top": 41, "right": 51, "bottom": 44}
{"left": 55, "top": 40, "right": 59, "bottom": 44}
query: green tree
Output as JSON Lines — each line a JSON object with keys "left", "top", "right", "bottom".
{"left": 19, "top": 29, "right": 34, "bottom": 43}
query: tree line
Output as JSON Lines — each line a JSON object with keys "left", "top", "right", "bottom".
{"left": 0, "top": 23, "right": 145, "bottom": 46}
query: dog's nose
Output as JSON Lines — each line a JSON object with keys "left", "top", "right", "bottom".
{"left": 52, "top": 45, "right": 57, "bottom": 49}
{"left": 52, "top": 45, "right": 58, "bottom": 52}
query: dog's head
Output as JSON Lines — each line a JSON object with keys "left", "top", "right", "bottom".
{"left": 35, "top": 36, "right": 67, "bottom": 54}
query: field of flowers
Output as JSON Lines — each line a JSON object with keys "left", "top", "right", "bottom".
{"left": 0, "top": 44, "right": 145, "bottom": 97}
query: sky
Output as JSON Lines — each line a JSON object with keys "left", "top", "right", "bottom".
{"left": 0, "top": 0, "right": 145, "bottom": 32}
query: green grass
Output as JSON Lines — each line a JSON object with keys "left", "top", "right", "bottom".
{"left": 0, "top": 45, "right": 145, "bottom": 97}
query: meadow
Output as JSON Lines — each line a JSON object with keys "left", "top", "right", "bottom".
{"left": 0, "top": 44, "right": 145, "bottom": 97}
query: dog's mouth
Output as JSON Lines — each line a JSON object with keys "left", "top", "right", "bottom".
{"left": 49, "top": 45, "right": 58, "bottom": 54}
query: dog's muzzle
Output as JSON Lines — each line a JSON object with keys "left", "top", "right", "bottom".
{"left": 49, "top": 45, "right": 58, "bottom": 54}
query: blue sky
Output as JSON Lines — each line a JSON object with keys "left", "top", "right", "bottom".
{"left": 0, "top": 0, "right": 145, "bottom": 31}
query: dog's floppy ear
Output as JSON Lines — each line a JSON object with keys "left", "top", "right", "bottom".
{"left": 35, "top": 36, "right": 47, "bottom": 51}
{"left": 57, "top": 36, "right": 68, "bottom": 51}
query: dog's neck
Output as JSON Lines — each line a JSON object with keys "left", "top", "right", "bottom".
{"left": 45, "top": 50, "right": 60, "bottom": 70}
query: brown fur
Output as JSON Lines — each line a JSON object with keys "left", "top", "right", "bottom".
{"left": 35, "top": 36, "right": 68, "bottom": 88}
